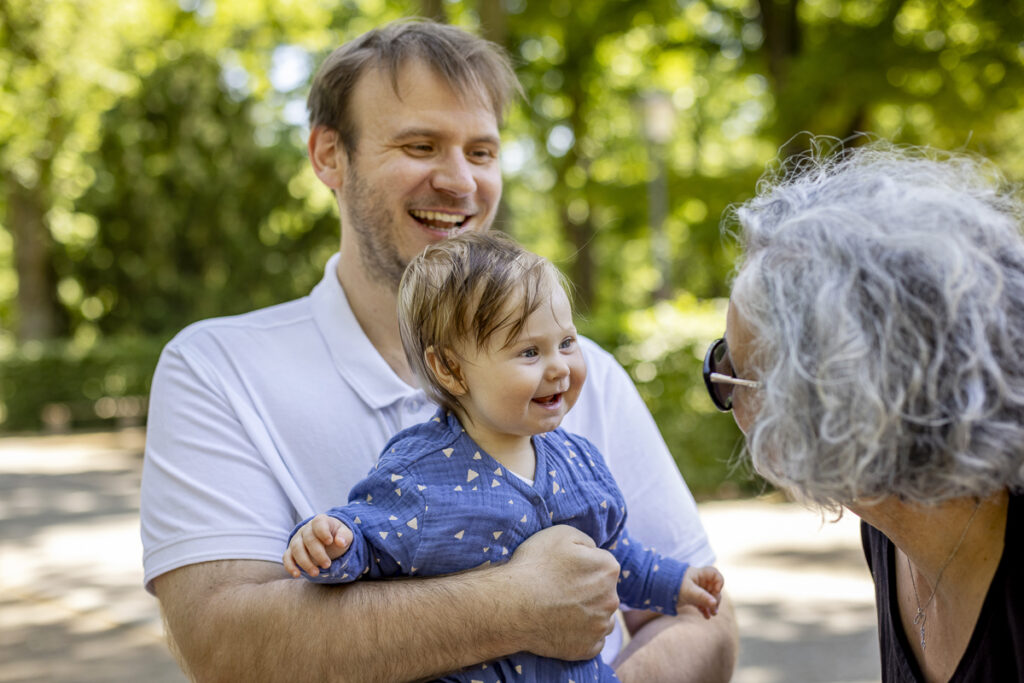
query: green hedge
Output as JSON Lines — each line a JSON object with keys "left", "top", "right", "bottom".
{"left": 0, "top": 302, "right": 762, "bottom": 497}
{"left": 0, "top": 336, "right": 167, "bottom": 433}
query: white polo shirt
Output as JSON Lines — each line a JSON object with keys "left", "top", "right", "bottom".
{"left": 140, "top": 253, "right": 715, "bottom": 658}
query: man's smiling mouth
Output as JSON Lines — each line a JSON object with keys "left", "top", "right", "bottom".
{"left": 410, "top": 209, "right": 469, "bottom": 230}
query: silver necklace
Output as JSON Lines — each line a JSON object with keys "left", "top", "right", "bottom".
{"left": 905, "top": 501, "right": 981, "bottom": 651}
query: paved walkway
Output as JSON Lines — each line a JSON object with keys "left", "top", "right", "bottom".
{"left": 0, "top": 429, "right": 880, "bottom": 682}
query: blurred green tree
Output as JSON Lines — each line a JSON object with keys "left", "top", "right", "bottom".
{"left": 2, "top": 0, "right": 1023, "bottom": 494}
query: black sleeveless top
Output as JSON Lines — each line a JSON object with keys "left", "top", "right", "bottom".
{"left": 861, "top": 492, "right": 1023, "bottom": 682}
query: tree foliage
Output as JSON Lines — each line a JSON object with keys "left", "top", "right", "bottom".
{"left": 3, "top": 0, "right": 1023, "bottom": 493}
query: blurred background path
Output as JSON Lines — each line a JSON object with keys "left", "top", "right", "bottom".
{"left": 0, "top": 429, "right": 880, "bottom": 683}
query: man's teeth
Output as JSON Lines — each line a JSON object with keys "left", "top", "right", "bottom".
{"left": 410, "top": 210, "right": 466, "bottom": 228}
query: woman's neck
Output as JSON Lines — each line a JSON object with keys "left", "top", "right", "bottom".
{"left": 853, "top": 489, "right": 1008, "bottom": 682}
{"left": 853, "top": 490, "right": 1007, "bottom": 583}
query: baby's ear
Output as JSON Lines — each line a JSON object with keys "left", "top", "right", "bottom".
{"left": 425, "top": 346, "right": 466, "bottom": 396}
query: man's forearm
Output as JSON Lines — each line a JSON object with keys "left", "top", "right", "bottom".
{"left": 156, "top": 559, "right": 523, "bottom": 683}
{"left": 612, "top": 593, "right": 738, "bottom": 683}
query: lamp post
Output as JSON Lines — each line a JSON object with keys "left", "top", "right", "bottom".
{"left": 638, "top": 91, "right": 675, "bottom": 302}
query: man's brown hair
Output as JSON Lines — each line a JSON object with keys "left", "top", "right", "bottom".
{"left": 307, "top": 19, "right": 520, "bottom": 155}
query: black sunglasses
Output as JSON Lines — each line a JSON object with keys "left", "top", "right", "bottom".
{"left": 703, "top": 337, "right": 761, "bottom": 412}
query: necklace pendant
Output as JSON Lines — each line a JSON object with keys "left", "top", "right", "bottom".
{"left": 913, "top": 608, "right": 927, "bottom": 650}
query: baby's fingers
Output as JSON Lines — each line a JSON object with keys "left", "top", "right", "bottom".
{"left": 287, "top": 537, "right": 322, "bottom": 577}
{"left": 282, "top": 549, "right": 301, "bottom": 579}
{"left": 311, "top": 514, "right": 338, "bottom": 545}
{"left": 696, "top": 567, "right": 725, "bottom": 597}
{"left": 334, "top": 523, "right": 354, "bottom": 551}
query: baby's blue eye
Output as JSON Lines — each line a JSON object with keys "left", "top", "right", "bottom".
{"left": 521, "top": 348, "right": 538, "bottom": 358}
{"left": 560, "top": 337, "right": 576, "bottom": 350}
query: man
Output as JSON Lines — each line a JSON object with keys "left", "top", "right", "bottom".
{"left": 141, "top": 20, "right": 737, "bottom": 682}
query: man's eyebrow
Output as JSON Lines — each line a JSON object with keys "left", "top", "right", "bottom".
{"left": 392, "top": 128, "right": 500, "bottom": 146}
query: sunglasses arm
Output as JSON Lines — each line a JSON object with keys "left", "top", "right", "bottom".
{"left": 709, "top": 372, "right": 761, "bottom": 389}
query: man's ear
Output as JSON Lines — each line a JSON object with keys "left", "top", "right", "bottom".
{"left": 425, "top": 346, "right": 466, "bottom": 396}
{"left": 308, "top": 126, "right": 347, "bottom": 191}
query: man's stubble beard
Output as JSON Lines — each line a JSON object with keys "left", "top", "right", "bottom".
{"left": 344, "top": 166, "right": 408, "bottom": 292}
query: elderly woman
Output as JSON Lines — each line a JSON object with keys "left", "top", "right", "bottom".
{"left": 705, "top": 143, "right": 1024, "bottom": 682}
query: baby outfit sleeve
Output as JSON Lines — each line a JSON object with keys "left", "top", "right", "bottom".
{"left": 607, "top": 525, "right": 688, "bottom": 615}
{"left": 290, "top": 461, "right": 427, "bottom": 583}
{"left": 562, "top": 430, "right": 690, "bottom": 616}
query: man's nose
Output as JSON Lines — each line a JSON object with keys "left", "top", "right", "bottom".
{"left": 430, "top": 150, "right": 477, "bottom": 196}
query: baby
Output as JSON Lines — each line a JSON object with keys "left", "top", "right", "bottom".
{"left": 283, "top": 231, "right": 723, "bottom": 682}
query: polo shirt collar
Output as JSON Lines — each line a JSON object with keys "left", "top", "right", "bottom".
{"left": 310, "top": 253, "right": 417, "bottom": 410}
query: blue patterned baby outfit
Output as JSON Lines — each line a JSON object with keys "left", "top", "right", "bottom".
{"left": 292, "top": 409, "right": 689, "bottom": 682}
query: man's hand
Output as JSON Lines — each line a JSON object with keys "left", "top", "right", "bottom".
{"left": 505, "top": 524, "right": 621, "bottom": 661}
{"left": 283, "top": 513, "right": 354, "bottom": 578}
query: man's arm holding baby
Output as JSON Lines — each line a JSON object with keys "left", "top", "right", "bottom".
{"left": 154, "top": 524, "right": 622, "bottom": 683}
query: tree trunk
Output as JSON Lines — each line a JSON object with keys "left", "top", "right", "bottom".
{"left": 758, "top": 0, "right": 800, "bottom": 89}
{"left": 419, "top": 0, "right": 446, "bottom": 21}
{"left": 476, "top": 0, "right": 507, "bottom": 47}
{"left": 6, "top": 172, "right": 62, "bottom": 341}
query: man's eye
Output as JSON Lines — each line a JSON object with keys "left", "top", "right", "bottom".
{"left": 406, "top": 144, "right": 433, "bottom": 154}
{"left": 469, "top": 148, "right": 497, "bottom": 162}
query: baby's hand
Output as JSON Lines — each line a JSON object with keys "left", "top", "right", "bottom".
{"left": 677, "top": 565, "right": 724, "bottom": 619}
{"left": 282, "top": 513, "right": 354, "bottom": 579}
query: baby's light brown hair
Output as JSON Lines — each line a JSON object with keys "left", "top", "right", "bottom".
{"left": 398, "top": 231, "right": 571, "bottom": 415}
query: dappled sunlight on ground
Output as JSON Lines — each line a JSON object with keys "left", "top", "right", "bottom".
{"left": 701, "top": 499, "right": 881, "bottom": 683}
{"left": 0, "top": 429, "right": 184, "bottom": 683}
{"left": 0, "top": 430, "right": 880, "bottom": 682}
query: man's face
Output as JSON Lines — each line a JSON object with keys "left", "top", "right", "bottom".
{"left": 340, "top": 60, "right": 503, "bottom": 289}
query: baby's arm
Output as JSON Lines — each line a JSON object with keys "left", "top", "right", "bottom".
{"left": 608, "top": 527, "right": 724, "bottom": 620}
{"left": 677, "top": 565, "right": 724, "bottom": 619}
{"left": 284, "top": 460, "right": 426, "bottom": 584}
{"left": 607, "top": 527, "right": 688, "bottom": 615}
{"left": 282, "top": 513, "right": 354, "bottom": 579}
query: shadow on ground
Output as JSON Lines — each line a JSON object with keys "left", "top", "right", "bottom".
{"left": 0, "top": 430, "right": 186, "bottom": 683}
{"left": 733, "top": 601, "right": 879, "bottom": 683}
{"left": 1, "top": 430, "right": 882, "bottom": 683}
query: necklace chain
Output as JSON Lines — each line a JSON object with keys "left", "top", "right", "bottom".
{"left": 906, "top": 501, "right": 982, "bottom": 651}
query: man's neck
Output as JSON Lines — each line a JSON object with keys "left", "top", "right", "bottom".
{"left": 336, "top": 252, "right": 417, "bottom": 386}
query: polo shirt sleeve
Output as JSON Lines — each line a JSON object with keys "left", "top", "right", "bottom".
{"left": 140, "top": 329, "right": 304, "bottom": 593}
{"left": 299, "top": 462, "right": 426, "bottom": 583}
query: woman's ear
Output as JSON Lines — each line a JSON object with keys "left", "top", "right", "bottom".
{"left": 308, "top": 126, "right": 347, "bottom": 191}
{"left": 425, "top": 346, "right": 466, "bottom": 396}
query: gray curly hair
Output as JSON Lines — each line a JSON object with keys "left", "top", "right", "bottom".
{"left": 729, "top": 140, "right": 1024, "bottom": 510}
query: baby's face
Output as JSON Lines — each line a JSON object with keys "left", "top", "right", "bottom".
{"left": 455, "top": 285, "right": 587, "bottom": 443}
